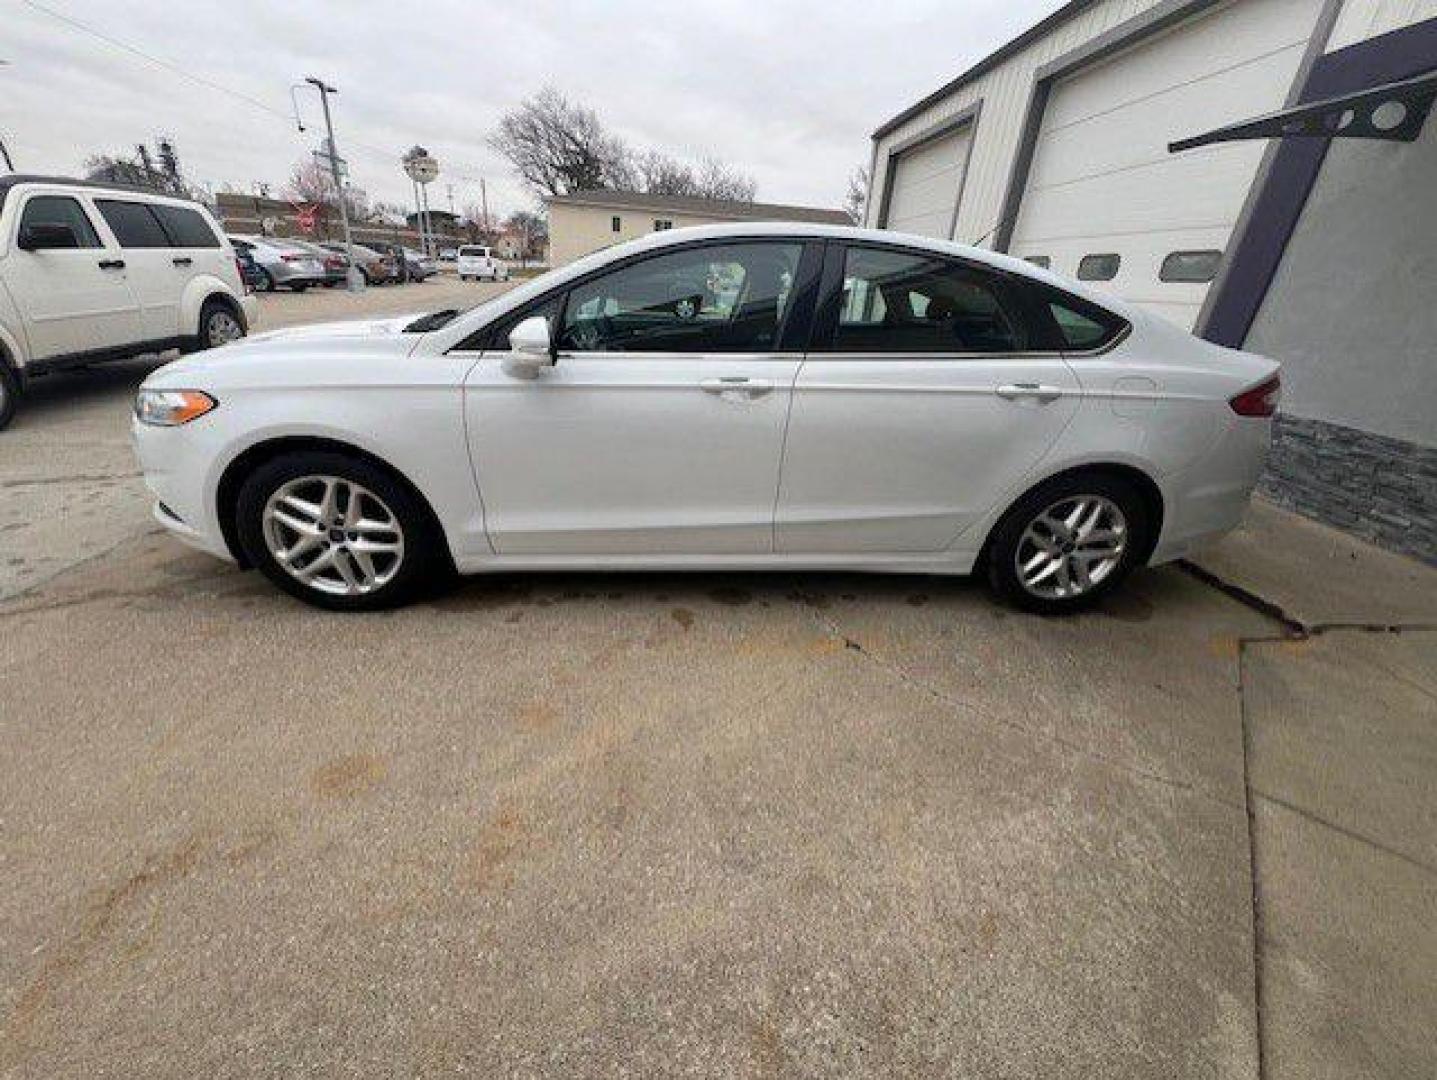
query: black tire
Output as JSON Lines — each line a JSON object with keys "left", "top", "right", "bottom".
{"left": 291, "top": 282, "right": 309, "bottom": 293}
{"left": 255, "top": 268, "right": 274, "bottom": 293}
{"left": 235, "top": 451, "right": 448, "bottom": 611}
{"left": 0, "top": 361, "right": 19, "bottom": 433}
{"left": 985, "top": 471, "right": 1151, "bottom": 615}
{"left": 183, "top": 298, "right": 246, "bottom": 354}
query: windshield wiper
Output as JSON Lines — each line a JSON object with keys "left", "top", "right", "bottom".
{"left": 404, "top": 309, "right": 462, "bottom": 333}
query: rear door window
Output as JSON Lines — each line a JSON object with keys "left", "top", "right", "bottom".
{"left": 94, "top": 199, "right": 171, "bottom": 248}
{"left": 151, "top": 205, "right": 221, "bottom": 248}
{"left": 825, "top": 245, "right": 1029, "bottom": 354}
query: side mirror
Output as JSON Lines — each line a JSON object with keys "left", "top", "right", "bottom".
{"left": 18, "top": 222, "right": 79, "bottom": 251}
{"left": 502, "top": 315, "right": 555, "bottom": 379}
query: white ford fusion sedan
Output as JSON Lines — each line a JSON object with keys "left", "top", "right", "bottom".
{"left": 133, "top": 223, "right": 1279, "bottom": 613}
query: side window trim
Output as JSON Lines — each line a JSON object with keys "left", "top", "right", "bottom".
{"left": 810, "top": 239, "right": 1054, "bottom": 358}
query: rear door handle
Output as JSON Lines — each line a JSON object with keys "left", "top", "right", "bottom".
{"left": 700, "top": 376, "right": 773, "bottom": 398}
{"left": 98, "top": 258, "right": 126, "bottom": 270}
{"left": 172, "top": 256, "right": 193, "bottom": 267}
{"left": 996, "top": 382, "right": 1063, "bottom": 403}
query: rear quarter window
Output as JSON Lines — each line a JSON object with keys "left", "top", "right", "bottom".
{"left": 1025, "top": 282, "right": 1129, "bottom": 352}
{"left": 152, "top": 205, "right": 221, "bottom": 248}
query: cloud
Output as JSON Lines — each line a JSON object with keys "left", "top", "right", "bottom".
{"left": 4, "top": 0, "right": 1061, "bottom": 217}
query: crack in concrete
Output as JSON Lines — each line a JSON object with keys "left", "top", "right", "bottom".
{"left": 0, "top": 471, "right": 143, "bottom": 489}
{"left": 1252, "top": 788, "right": 1437, "bottom": 880}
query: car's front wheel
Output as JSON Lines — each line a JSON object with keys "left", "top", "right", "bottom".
{"left": 986, "top": 471, "right": 1150, "bottom": 615}
{"left": 235, "top": 452, "right": 447, "bottom": 610}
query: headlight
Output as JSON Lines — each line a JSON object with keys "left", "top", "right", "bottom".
{"left": 135, "top": 389, "right": 217, "bottom": 426}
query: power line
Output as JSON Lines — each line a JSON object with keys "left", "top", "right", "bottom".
{"left": 21, "top": 0, "right": 293, "bottom": 122}
{"left": 22, "top": 0, "right": 505, "bottom": 206}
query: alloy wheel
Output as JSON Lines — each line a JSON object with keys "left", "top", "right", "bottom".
{"left": 1014, "top": 494, "right": 1127, "bottom": 600}
{"left": 206, "top": 310, "right": 244, "bottom": 347}
{"left": 261, "top": 475, "right": 405, "bottom": 597}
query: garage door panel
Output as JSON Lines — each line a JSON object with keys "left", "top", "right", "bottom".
{"left": 1028, "top": 51, "right": 1306, "bottom": 189}
{"left": 884, "top": 127, "right": 971, "bottom": 239}
{"left": 1015, "top": 146, "right": 1268, "bottom": 243}
{"left": 1042, "top": 0, "right": 1319, "bottom": 131}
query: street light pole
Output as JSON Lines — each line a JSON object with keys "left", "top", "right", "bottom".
{"left": 0, "top": 60, "right": 14, "bottom": 172}
{"left": 305, "top": 76, "right": 362, "bottom": 292}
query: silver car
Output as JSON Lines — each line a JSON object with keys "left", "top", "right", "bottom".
{"left": 226, "top": 235, "right": 327, "bottom": 292}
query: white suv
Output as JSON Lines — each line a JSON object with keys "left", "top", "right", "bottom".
{"left": 456, "top": 245, "right": 509, "bottom": 282}
{"left": 0, "top": 175, "right": 256, "bottom": 430}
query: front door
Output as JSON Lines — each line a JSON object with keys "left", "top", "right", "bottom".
{"left": 776, "top": 243, "right": 1081, "bottom": 552}
{"left": 465, "top": 240, "right": 814, "bottom": 555}
{"left": 4, "top": 192, "right": 142, "bottom": 361}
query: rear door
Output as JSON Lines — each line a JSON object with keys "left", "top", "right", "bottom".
{"left": 775, "top": 242, "right": 1080, "bottom": 553}
{"left": 3, "top": 191, "right": 142, "bottom": 360}
{"left": 151, "top": 201, "right": 233, "bottom": 303}
{"left": 465, "top": 239, "right": 819, "bottom": 554}
{"left": 93, "top": 197, "right": 181, "bottom": 342}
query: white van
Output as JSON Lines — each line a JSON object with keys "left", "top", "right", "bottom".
{"left": 0, "top": 175, "right": 256, "bottom": 431}
{"left": 456, "top": 245, "right": 509, "bottom": 282}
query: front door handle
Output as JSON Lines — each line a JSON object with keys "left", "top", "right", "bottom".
{"left": 98, "top": 258, "right": 126, "bottom": 270}
{"left": 996, "top": 382, "right": 1063, "bottom": 403}
{"left": 172, "top": 256, "right": 193, "bottom": 267}
{"left": 699, "top": 376, "right": 773, "bottom": 398}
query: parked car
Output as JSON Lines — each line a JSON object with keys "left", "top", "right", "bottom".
{"left": 457, "top": 244, "right": 508, "bottom": 281}
{"left": 285, "top": 239, "right": 348, "bottom": 287}
{"left": 400, "top": 247, "right": 438, "bottom": 280}
{"left": 227, "top": 235, "right": 326, "bottom": 292}
{"left": 318, "top": 241, "right": 395, "bottom": 285}
{"left": 0, "top": 174, "right": 253, "bottom": 431}
{"left": 132, "top": 222, "right": 1280, "bottom": 613}
{"left": 234, "top": 248, "right": 266, "bottom": 292}
{"left": 438, "top": 247, "right": 458, "bottom": 262}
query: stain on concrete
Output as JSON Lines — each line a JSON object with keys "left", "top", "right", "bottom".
{"left": 671, "top": 607, "right": 695, "bottom": 630}
{"left": 309, "top": 753, "right": 387, "bottom": 798}
{"left": 470, "top": 808, "right": 527, "bottom": 892}
{"left": 1100, "top": 591, "right": 1155, "bottom": 623}
{"left": 906, "top": 593, "right": 929, "bottom": 607}
{"left": 516, "top": 703, "right": 558, "bottom": 731}
{"left": 709, "top": 587, "right": 753, "bottom": 606}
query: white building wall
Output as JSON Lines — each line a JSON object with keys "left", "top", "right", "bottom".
{"left": 1325, "top": 0, "right": 1437, "bottom": 49}
{"left": 866, "top": 0, "right": 1163, "bottom": 244}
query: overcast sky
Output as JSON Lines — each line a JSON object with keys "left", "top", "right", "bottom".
{"left": 4, "top": 0, "right": 1060, "bottom": 221}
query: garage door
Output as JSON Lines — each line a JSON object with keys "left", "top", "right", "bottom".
{"left": 1006, "top": 0, "right": 1325, "bottom": 327}
{"left": 882, "top": 124, "right": 973, "bottom": 239}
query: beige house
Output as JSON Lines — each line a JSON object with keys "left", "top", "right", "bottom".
{"left": 545, "top": 189, "right": 850, "bottom": 265}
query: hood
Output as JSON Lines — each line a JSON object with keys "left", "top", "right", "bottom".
{"left": 245, "top": 313, "right": 425, "bottom": 344}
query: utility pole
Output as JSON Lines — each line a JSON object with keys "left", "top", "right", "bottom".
{"left": 446, "top": 183, "right": 455, "bottom": 217}
{"left": 0, "top": 60, "right": 12, "bottom": 172}
{"left": 480, "top": 177, "right": 490, "bottom": 241}
{"left": 304, "top": 76, "right": 362, "bottom": 292}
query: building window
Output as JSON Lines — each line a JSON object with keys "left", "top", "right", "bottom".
{"left": 1159, "top": 250, "right": 1223, "bottom": 283}
{"left": 654, "top": 219, "right": 673, "bottom": 231}
{"left": 1023, "top": 255, "right": 1051, "bottom": 269}
{"left": 611, "top": 215, "right": 622, "bottom": 233}
{"left": 1077, "top": 253, "right": 1120, "bottom": 281}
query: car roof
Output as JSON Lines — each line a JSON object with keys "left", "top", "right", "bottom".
{"left": 0, "top": 173, "right": 212, "bottom": 214}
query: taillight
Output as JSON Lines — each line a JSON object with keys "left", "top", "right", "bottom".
{"left": 235, "top": 257, "right": 252, "bottom": 294}
{"left": 1230, "top": 374, "right": 1281, "bottom": 417}
{"left": 281, "top": 253, "right": 301, "bottom": 262}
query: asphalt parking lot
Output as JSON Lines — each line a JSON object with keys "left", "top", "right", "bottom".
{"left": 1, "top": 284, "right": 1433, "bottom": 1078}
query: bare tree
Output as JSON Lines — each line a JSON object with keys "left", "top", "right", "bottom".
{"left": 464, "top": 202, "right": 503, "bottom": 245}
{"left": 694, "top": 156, "right": 756, "bottom": 202}
{"left": 85, "top": 137, "right": 197, "bottom": 198}
{"left": 504, "top": 209, "right": 548, "bottom": 263}
{"left": 491, "top": 86, "right": 757, "bottom": 202}
{"left": 844, "top": 165, "right": 869, "bottom": 225}
{"left": 489, "top": 87, "right": 630, "bottom": 197}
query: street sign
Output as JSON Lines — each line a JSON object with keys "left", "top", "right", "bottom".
{"left": 404, "top": 153, "right": 439, "bottom": 184}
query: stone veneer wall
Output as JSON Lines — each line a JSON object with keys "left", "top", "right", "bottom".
{"left": 1259, "top": 414, "right": 1437, "bottom": 566}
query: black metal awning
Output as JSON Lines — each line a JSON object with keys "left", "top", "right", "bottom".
{"left": 1169, "top": 69, "right": 1437, "bottom": 153}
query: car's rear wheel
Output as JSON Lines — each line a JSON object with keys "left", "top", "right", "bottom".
{"left": 291, "top": 282, "right": 309, "bottom": 293}
{"left": 190, "top": 299, "right": 245, "bottom": 352}
{"left": 0, "top": 362, "right": 19, "bottom": 432}
{"left": 235, "top": 452, "right": 446, "bottom": 611}
{"left": 986, "top": 472, "right": 1150, "bottom": 615}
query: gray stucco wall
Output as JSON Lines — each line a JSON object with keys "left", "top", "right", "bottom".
{"left": 1245, "top": 120, "right": 1436, "bottom": 447}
